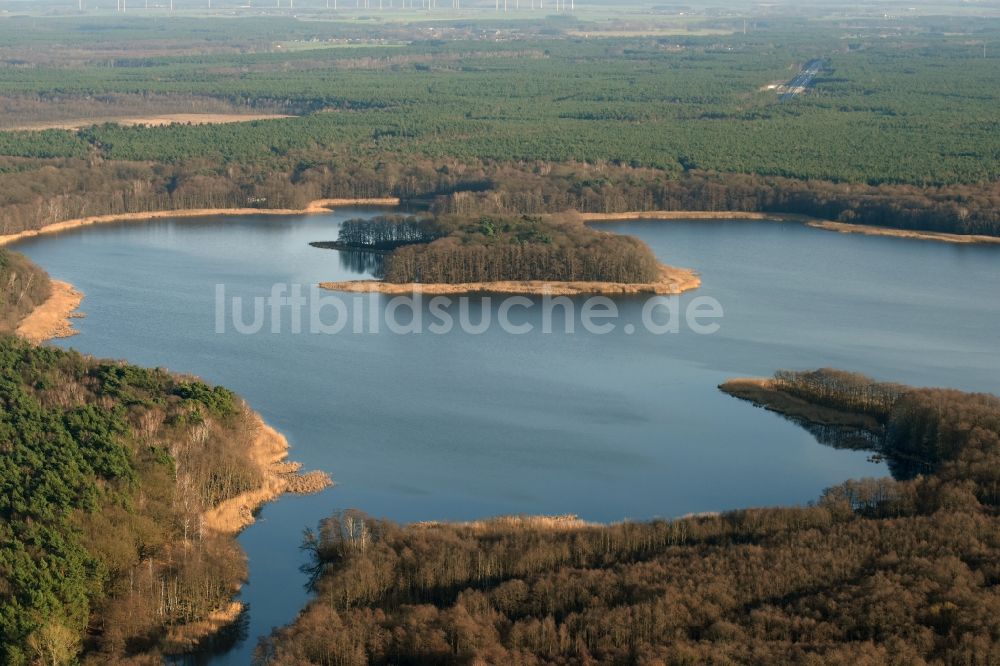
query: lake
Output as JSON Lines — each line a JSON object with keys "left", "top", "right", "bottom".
{"left": 13, "top": 209, "right": 1000, "bottom": 662}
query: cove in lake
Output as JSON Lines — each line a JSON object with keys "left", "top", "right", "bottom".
{"left": 13, "top": 210, "right": 1000, "bottom": 662}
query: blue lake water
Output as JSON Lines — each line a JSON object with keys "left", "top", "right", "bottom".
{"left": 13, "top": 210, "right": 1000, "bottom": 662}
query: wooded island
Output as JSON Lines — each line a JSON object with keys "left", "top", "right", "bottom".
{"left": 318, "top": 213, "right": 701, "bottom": 294}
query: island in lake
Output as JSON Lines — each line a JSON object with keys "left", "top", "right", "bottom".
{"left": 316, "top": 213, "right": 701, "bottom": 295}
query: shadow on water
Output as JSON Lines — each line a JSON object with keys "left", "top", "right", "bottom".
{"left": 308, "top": 240, "right": 387, "bottom": 276}
{"left": 338, "top": 248, "right": 385, "bottom": 277}
{"left": 164, "top": 606, "right": 250, "bottom": 666}
{"left": 776, "top": 416, "right": 926, "bottom": 481}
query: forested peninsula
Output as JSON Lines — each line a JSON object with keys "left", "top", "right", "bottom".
{"left": 0, "top": 249, "right": 329, "bottom": 664}
{"left": 257, "top": 369, "right": 1000, "bottom": 665}
{"left": 317, "top": 213, "right": 700, "bottom": 295}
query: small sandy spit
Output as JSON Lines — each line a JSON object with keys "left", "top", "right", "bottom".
{"left": 15, "top": 280, "right": 84, "bottom": 343}
{"left": 167, "top": 413, "right": 332, "bottom": 651}
{"left": 719, "top": 377, "right": 881, "bottom": 430}
{"left": 202, "top": 414, "right": 333, "bottom": 537}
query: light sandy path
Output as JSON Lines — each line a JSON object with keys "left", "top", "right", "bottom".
{"left": 9, "top": 113, "right": 292, "bottom": 132}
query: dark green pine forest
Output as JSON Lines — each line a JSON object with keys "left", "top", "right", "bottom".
{"left": 0, "top": 14, "right": 997, "bottom": 237}
{"left": 0, "top": 250, "right": 274, "bottom": 664}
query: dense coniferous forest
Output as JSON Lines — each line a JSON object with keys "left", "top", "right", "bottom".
{"left": 257, "top": 370, "right": 1000, "bottom": 665}
{"left": 0, "top": 330, "right": 275, "bottom": 664}
{"left": 2, "top": 194, "right": 285, "bottom": 666}
{"left": 0, "top": 15, "right": 997, "bottom": 236}
{"left": 334, "top": 214, "right": 661, "bottom": 283}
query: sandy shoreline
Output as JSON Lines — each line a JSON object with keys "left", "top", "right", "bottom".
{"left": 0, "top": 197, "right": 401, "bottom": 247}
{"left": 6, "top": 202, "right": 993, "bottom": 252}
{"left": 320, "top": 263, "right": 701, "bottom": 296}
{"left": 582, "top": 210, "right": 1000, "bottom": 245}
{"left": 579, "top": 210, "right": 815, "bottom": 223}
{"left": 200, "top": 413, "right": 333, "bottom": 536}
{"left": 3, "top": 197, "right": 389, "bottom": 342}
{"left": 3, "top": 201, "right": 995, "bottom": 249}
{"left": 167, "top": 411, "right": 332, "bottom": 651}
{"left": 15, "top": 280, "right": 84, "bottom": 343}
{"left": 804, "top": 220, "right": 1000, "bottom": 245}
{"left": 12, "top": 275, "right": 332, "bottom": 651}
